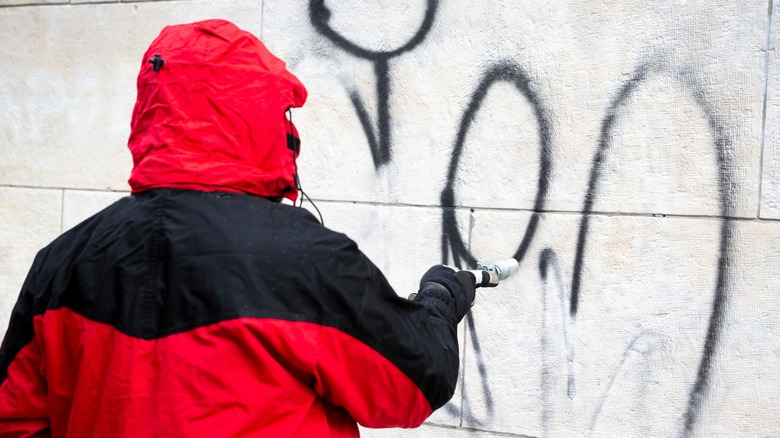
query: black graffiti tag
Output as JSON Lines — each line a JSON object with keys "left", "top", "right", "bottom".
{"left": 443, "top": 61, "right": 734, "bottom": 435}
{"left": 440, "top": 61, "right": 552, "bottom": 269}
{"left": 309, "top": 0, "right": 439, "bottom": 168}
{"left": 575, "top": 63, "right": 734, "bottom": 435}
{"left": 308, "top": 4, "right": 734, "bottom": 436}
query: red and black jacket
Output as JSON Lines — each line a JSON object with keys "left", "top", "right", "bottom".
{"left": 0, "top": 189, "right": 460, "bottom": 437}
{"left": 0, "top": 20, "right": 461, "bottom": 437}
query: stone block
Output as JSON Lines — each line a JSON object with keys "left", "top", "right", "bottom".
{"left": 463, "top": 209, "right": 727, "bottom": 436}
{"left": 0, "top": 187, "right": 61, "bottom": 337}
{"left": 690, "top": 218, "right": 780, "bottom": 436}
{"left": 761, "top": 0, "right": 780, "bottom": 218}
{"left": 0, "top": 1, "right": 264, "bottom": 191}
{"left": 62, "top": 189, "right": 128, "bottom": 231}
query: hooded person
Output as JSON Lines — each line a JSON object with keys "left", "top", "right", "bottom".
{"left": 0, "top": 19, "right": 476, "bottom": 437}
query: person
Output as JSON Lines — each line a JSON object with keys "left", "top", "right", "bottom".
{"left": 0, "top": 19, "right": 479, "bottom": 437}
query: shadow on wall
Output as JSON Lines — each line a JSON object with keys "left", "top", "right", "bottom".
{"left": 309, "top": 1, "right": 735, "bottom": 436}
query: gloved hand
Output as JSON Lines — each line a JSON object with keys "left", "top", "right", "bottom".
{"left": 413, "top": 265, "right": 477, "bottom": 323}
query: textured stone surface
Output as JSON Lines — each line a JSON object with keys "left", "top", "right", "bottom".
{"left": 460, "top": 209, "right": 780, "bottom": 436}
{"left": 264, "top": 0, "right": 765, "bottom": 218}
{"left": 62, "top": 189, "right": 127, "bottom": 231}
{"left": 688, "top": 218, "right": 780, "bottom": 437}
{"left": 1, "top": 0, "right": 779, "bottom": 436}
{"left": 0, "top": 1, "right": 265, "bottom": 191}
{"left": 761, "top": 0, "right": 780, "bottom": 218}
{"left": 464, "top": 209, "right": 725, "bottom": 436}
{"left": 0, "top": 187, "right": 61, "bottom": 335}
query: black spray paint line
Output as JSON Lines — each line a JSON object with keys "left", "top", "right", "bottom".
{"left": 441, "top": 61, "right": 553, "bottom": 269}
{"left": 308, "top": 0, "right": 439, "bottom": 168}
{"left": 539, "top": 247, "right": 575, "bottom": 434}
{"left": 678, "top": 67, "right": 735, "bottom": 438}
{"left": 540, "top": 270, "right": 553, "bottom": 434}
{"left": 568, "top": 62, "right": 734, "bottom": 436}
{"left": 441, "top": 61, "right": 553, "bottom": 427}
{"left": 446, "top": 312, "right": 494, "bottom": 427}
{"left": 539, "top": 248, "right": 576, "bottom": 405}
{"left": 570, "top": 63, "right": 650, "bottom": 317}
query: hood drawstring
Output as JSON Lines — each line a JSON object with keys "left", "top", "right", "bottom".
{"left": 287, "top": 108, "right": 323, "bottom": 225}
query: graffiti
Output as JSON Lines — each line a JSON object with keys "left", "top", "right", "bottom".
{"left": 539, "top": 247, "right": 575, "bottom": 434}
{"left": 445, "top": 61, "right": 733, "bottom": 435}
{"left": 309, "top": 3, "right": 735, "bottom": 436}
{"left": 569, "top": 62, "right": 734, "bottom": 435}
{"left": 443, "top": 312, "right": 494, "bottom": 427}
{"left": 440, "top": 60, "right": 553, "bottom": 269}
{"left": 438, "top": 61, "right": 552, "bottom": 429}
{"left": 308, "top": 0, "right": 439, "bottom": 168}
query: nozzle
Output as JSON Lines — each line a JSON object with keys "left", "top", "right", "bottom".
{"left": 476, "top": 258, "right": 519, "bottom": 281}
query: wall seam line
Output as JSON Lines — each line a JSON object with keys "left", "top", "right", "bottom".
{"left": 758, "top": 0, "right": 774, "bottom": 219}
{"left": 4, "top": 185, "right": 775, "bottom": 223}
{"left": 0, "top": 0, "right": 182, "bottom": 8}
{"left": 60, "top": 189, "right": 65, "bottom": 234}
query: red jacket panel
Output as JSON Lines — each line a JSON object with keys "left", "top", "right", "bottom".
{"left": 0, "top": 308, "right": 430, "bottom": 437}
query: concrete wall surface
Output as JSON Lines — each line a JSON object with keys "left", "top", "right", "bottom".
{"left": 1, "top": 0, "right": 779, "bottom": 436}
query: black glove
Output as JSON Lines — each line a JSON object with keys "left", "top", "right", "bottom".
{"left": 414, "top": 265, "right": 477, "bottom": 323}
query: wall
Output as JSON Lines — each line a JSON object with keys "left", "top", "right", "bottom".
{"left": 1, "top": 1, "right": 779, "bottom": 436}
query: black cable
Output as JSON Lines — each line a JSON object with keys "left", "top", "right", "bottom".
{"left": 299, "top": 186, "right": 324, "bottom": 225}
{"left": 287, "top": 108, "right": 324, "bottom": 225}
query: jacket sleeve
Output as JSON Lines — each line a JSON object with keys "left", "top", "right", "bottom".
{"left": 299, "top": 234, "right": 462, "bottom": 429}
{"left": 0, "top": 249, "right": 51, "bottom": 437}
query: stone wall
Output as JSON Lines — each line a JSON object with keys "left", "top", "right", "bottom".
{"left": 1, "top": 1, "right": 779, "bottom": 436}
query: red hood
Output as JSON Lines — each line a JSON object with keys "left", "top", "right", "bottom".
{"left": 128, "top": 19, "right": 307, "bottom": 202}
